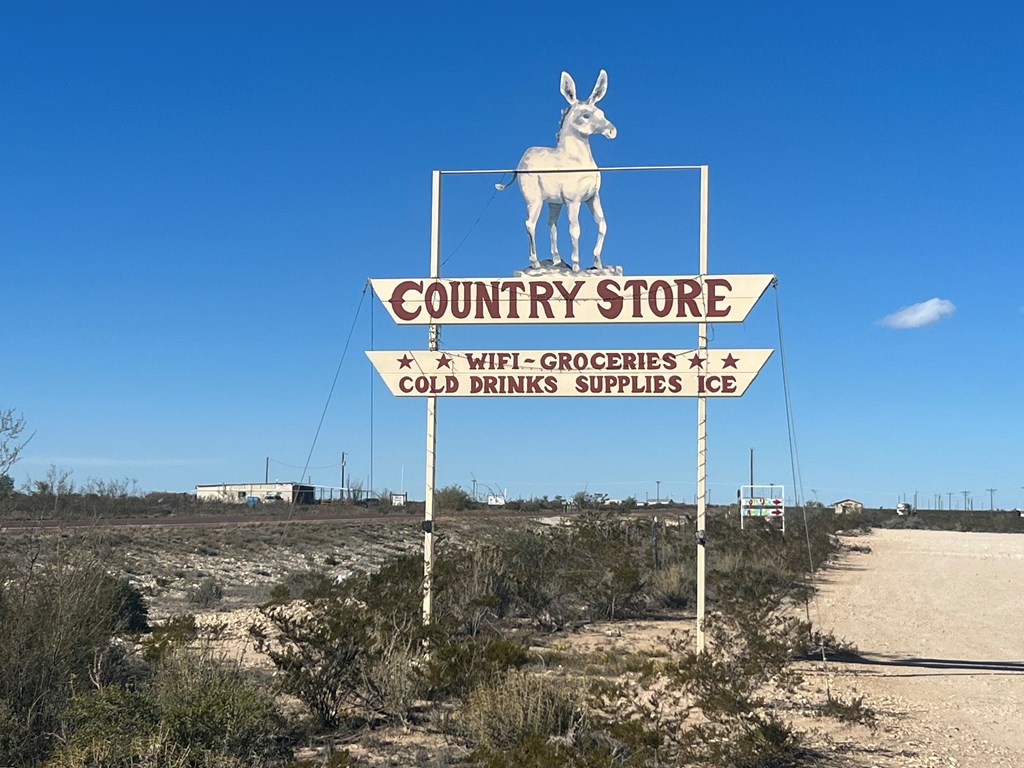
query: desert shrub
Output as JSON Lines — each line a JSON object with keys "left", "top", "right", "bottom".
{"left": 423, "top": 634, "right": 531, "bottom": 699}
{"left": 102, "top": 575, "right": 150, "bottom": 632}
{"left": 681, "top": 711, "right": 803, "bottom": 768}
{"left": 266, "top": 583, "right": 293, "bottom": 605}
{"left": 488, "top": 514, "right": 659, "bottom": 630}
{"left": 818, "top": 692, "right": 876, "bottom": 727}
{"left": 432, "top": 544, "right": 513, "bottom": 635}
{"left": 668, "top": 564, "right": 810, "bottom": 768}
{"left": 187, "top": 578, "right": 224, "bottom": 608}
{"left": 48, "top": 650, "right": 290, "bottom": 767}
{"left": 255, "top": 555, "right": 425, "bottom": 728}
{"left": 46, "top": 685, "right": 160, "bottom": 766}
{"left": 648, "top": 562, "right": 697, "bottom": 609}
{"left": 0, "top": 552, "right": 146, "bottom": 766}
{"left": 435, "top": 484, "right": 474, "bottom": 511}
{"left": 142, "top": 614, "right": 199, "bottom": 663}
{"left": 471, "top": 732, "right": 628, "bottom": 768}
{"left": 461, "top": 670, "right": 587, "bottom": 752}
{"left": 155, "top": 649, "right": 289, "bottom": 765}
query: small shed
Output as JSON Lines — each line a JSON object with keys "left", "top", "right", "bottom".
{"left": 832, "top": 498, "right": 864, "bottom": 515}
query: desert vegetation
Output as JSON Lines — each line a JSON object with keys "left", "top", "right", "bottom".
{"left": 0, "top": 498, "right": 876, "bottom": 767}
{"left": 1, "top": 408, "right": 1001, "bottom": 766}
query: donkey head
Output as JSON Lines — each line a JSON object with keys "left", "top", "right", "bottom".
{"left": 558, "top": 69, "right": 617, "bottom": 141}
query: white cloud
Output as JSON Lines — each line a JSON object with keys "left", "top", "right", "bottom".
{"left": 878, "top": 298, "right": 955, "bottom": 329}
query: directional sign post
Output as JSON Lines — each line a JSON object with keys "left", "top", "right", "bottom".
{"left": 739, "top": 484, "right": 786, "bottom": 533}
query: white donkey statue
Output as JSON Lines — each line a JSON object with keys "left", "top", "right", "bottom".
{"left": 497, "top": 69, "right": 617, "bottom": 272}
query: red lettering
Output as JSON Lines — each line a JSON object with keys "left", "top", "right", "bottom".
{"left": 706, "top": 278, "right": 732, "bottom": 318}
{"left": 622, "top": 279, "right": 648, "bottom": 317}
{"left": 475, "top": 281, "right": 501, "bottom": 319}
{"left": 424, "top": 283, "right": 448, "bottom": 319}
{"left": 529, "top": 281, "right": 555, "bottom": 319}
{"left": 501, "top": 281, "right": 526, "bottom": 319}
{"left": 648, "top": 279, "right": 672, "bottom": 317}
{"left": 449, "top": 281, "right": 472, "bottom": 319}
{"left": 389, "top": 280, "right": 422, "bottom": 321}
{"left": 674, "top": 279, "right": 702, "bottom": 318}
{"left": 597, "top": 279, "right": 622, "bottom": 319}
{"left": 553, "top": 280, "right": 584, "bottom": 318}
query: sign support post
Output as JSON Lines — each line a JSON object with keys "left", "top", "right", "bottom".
{"left": 696, "top": 164, "right": 708, "bottom": 654}
{"left": 422, "top": 170, "right": 441, "bottom": 626}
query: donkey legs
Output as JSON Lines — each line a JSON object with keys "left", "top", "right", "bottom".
{"left": 547, "top": 202, "right": 563, "bottom": 264}
{"left": 566, "top": 200, "right": 583, "bottom": 271}
{"left": 524, "top": 198, "right": 543, "bottom": 267}
{"left": 587, "top": 195, "right": 607, "bottom": 269}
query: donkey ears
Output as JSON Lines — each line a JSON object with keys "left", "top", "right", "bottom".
{"left": 560, "top": 71, "right": 577, "bottom": 104}
{"left": 562, "top": 70, "right": 608, "bottom": 104}
{"left": 587, "top": 70, "right": 608, "bottom": 104}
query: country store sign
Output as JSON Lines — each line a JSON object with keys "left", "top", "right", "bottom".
{"left": 367, "top": 273, "right": 775, "bottom": 398}
{"left": 370, "top": 274, "right": 772, "bottom": 325}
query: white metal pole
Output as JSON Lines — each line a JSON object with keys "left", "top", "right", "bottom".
{"left": 696, "top": 165, "right": 709, "bottom": 654}
{"left": 423, "top": 170, "right": 441, "bottom": 626}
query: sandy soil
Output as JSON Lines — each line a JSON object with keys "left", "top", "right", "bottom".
{"left": 807, "top": 528, "right": 1024, "bottom": 767}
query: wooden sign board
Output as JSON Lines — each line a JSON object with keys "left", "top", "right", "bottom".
{"left": 366, "top": 348, "right": 773, "bottom": 397}
{"left": 370, "top": 274, "right": 774, "bottom": 325}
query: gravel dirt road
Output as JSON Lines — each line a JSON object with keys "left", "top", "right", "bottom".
{"left": 811, "top": 528, "right": 1024, "bottom": 767}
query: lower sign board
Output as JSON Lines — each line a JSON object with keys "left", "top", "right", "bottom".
{"left": 367, "top": 348, "right": 773, "bottom": 397}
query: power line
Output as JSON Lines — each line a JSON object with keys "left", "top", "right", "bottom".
{"left": 300, "top": 281, "right": 370, "bottom": 489}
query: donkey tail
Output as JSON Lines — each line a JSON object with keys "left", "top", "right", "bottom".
{"left": 494, "top": 171, "right": 519, "bottom": 191}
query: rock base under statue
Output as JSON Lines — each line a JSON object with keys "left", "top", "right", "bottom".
{"left": 514, "top": 259, "right": 623, "bottom": 278}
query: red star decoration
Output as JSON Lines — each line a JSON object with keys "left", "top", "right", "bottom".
{"left": 397, "top": 353, "right": 413, "bottom": 369}
{"left": 436, "top": 354, "right": 452, "bottom": 369}
{"left": 722, "top": 353, "right": 739, "bottom": 369}
{"left": 688, "top": 354, "right": 704, "bottom": 370}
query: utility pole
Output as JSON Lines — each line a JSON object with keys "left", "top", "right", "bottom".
{"left": 340, "top": 452, "right": 346, "bottom": 501}
{"left": 947, "top": 491, "right": 954, "bottom": 510}
{"left": 987, "top": 488, "right": 996, "bottom": 511}
{"left": 962, "top": 490, "right": 970, "bottom": 511}
{"left": 265, "top": 456, "right": 269, "bottom": 484}
{"left": 656, "top": 480, "right": 661, "bottom": 504}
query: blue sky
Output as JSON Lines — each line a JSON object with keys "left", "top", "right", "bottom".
{"left": 3, "top": 2, "right": 1022, "bottom": 509}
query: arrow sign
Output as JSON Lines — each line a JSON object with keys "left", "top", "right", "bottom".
{"left": 370, "top": 274, "right": 774, "bottom": 325}
{"left": 367, "top": 348, "right": 773, "bottom": 397}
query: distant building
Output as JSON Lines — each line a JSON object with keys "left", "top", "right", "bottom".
{"left": 195, "top": 482, "right": 315, "bottom": 505}
{"left": 832, "top": 498, "right": 864, "bottom": 515}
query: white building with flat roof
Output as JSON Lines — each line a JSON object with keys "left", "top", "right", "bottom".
{"left": 195, "top": 482, "right": 315, "bottom": 505}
